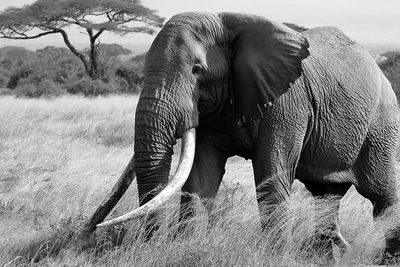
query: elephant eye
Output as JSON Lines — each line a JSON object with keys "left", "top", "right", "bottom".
{"left": 192, "top": 63, "right": 204, "bottom": 75}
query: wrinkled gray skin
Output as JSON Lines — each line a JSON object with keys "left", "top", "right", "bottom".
{"left": 134, "top": 12, "right": 399, "bottom": 257}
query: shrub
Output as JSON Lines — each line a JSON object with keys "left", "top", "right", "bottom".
{"left": 0, "top": 87, "right": 12, "bottom": 96}
{"left": 14, "top": 83, "right": 39, "bottom": 98}
{"left": 65, "top": 77, "right": 114, "bottom": 96}
{"left": 378, "top": 51, "right": 400, "bottom": 102}
{"left": 0, "top": 73, "right": 8, "bottom": 88}
{"left": 14, "top": 79, "right": 66, "bottom": 98}
{"left": 7, "top": 65, "right": 35, "bottom": 89}
{"left": 114, "top": 64, "right": 143, "bottom": 94}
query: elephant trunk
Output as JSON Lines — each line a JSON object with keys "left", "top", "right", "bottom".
{"left": 133, "top": 98, "right": 177, "bottom": 205}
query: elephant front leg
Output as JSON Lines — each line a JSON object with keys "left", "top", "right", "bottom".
{"left": 252, "top": 151, "right": 299, "bottom": 252}
{"left": 254, "top": 164, "right": 295, "bottom": 237}
{"left": 252, "top": 119, "right": 306, "bottom": 252}
{"left": 179, "top": 128, "right": 230, "bottom": 230}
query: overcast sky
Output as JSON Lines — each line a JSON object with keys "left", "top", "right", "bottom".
{"left": 0, "top": 0, "right": 399, "bottom": 51}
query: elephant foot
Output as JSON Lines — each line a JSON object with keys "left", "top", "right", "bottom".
{"left": 306, "top": 234, "right": 335, "bottom": 264}
{"left": 380, "top": 228, "right": 400, "bottom": 265}
{"left": 331, "top": 230, "right": 350, "bottom": 256}
{"left": 303, "top": 231, "right": 349, "bottom": 265}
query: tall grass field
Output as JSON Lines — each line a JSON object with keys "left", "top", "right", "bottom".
{"left": 0, "top": 95, "right": 398, "bottom": 266}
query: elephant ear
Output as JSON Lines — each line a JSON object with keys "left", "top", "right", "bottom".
{"left": 221, "top": 13, "right": 310, "bottom": 121}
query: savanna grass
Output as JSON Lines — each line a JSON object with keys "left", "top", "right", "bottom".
{"left": 0, "top": 95, "right": 398, "bottom": 266}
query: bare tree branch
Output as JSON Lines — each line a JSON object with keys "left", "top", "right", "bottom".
{"left": 93, "top": 29, "right": 104, "bottom": 40}
{"left": 55, "top": 28, "right": 90, "bottom": 75}
{"left": 0, "top": 28, "right": 59, "bottom": 39}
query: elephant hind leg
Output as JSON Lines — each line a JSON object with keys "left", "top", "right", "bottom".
{"left": 353, "top": 128, "right": 400, "bottom": 259}
{"left": 301, "top": 179, "right": 352, "bottom": 260}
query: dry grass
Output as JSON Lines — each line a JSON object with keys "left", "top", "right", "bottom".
{"left": 0, "top": 95, "right": 398, "bottom": 266}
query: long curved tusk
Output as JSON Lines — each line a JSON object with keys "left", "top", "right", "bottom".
{"left": 96, "top": 128, "right": 196, "bottom": 228}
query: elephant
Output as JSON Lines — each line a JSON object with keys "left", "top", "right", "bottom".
{"left": 83, "top": 12, "right": 400, "bottom": 259}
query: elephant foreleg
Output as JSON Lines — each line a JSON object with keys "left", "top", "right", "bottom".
{"left": 179, "top": 128, "right": 229, "bottom": 228}
{"left": 252, "top": 165, "right": 296, "bottom": 254}
{"left": 252, "top": 145, "right": 302, "bottom": 253}
{"left": 252, "top": 107, "right": 309, "bottom": 251}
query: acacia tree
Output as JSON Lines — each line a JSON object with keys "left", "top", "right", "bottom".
{"left": 0, "top": 0, "right": 164, "bottom": 79}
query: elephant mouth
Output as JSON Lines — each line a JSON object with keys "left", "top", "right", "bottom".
{"left": 96, "top": 128, "right": 196, "bottom": 228}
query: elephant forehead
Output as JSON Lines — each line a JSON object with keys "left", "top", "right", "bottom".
{"left": 164, "top": 12, "right": 225, "bottom": 45}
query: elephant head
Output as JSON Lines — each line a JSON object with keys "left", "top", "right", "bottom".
{"left": 86, "top": 12, "right": 309, "bottom": 229}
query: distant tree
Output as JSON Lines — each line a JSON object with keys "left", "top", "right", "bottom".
{"left": 0, "top": 0, "right": 164, "bottom": 79}
{"left": 83, "top": 43, "right": 133, "bottom": 79}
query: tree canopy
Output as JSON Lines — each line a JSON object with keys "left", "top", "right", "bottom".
{"left": 0, "top": 0, "right": 164, "bottom": 78}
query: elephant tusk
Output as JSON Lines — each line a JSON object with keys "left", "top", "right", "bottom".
{"left": 96, "top": 128, "right": 196, "bottom": 228}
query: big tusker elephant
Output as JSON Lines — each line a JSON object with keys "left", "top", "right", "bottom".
{"left": 84, "top": 12, "right": 400, "bottom": 257}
